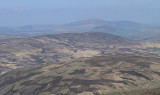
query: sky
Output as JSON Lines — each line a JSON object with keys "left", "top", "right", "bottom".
{"left": 0, "top": 0, "right": 160, "bottom": 26}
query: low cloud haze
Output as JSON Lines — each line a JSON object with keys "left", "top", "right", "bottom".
{"left": 0, "top": 0, "right": 160, "bottom": 26}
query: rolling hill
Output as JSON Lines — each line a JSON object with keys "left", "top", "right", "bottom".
{"left": 0, "top": 32, "right": 160, "bottom": 75}
{"left": 0, "top": 56, "right": 160, "bottom": 95}
{"left": 0, "top": 32, "right": 160, "bottom": 95}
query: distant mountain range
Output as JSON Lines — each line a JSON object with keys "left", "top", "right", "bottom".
{"left": 0, "top": 19, "right": 160, "bottom": 41}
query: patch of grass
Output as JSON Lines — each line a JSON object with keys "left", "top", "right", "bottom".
{"left": 102, "top": 87, "right": 160, "bottom": 95}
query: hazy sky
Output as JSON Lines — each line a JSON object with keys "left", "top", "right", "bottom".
{"left": 0, "top": 0, "right": 160, "bottom": 26}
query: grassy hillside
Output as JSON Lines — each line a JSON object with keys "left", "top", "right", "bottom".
{"left": 0, "top": 56, "right": 160, "bottom": 95}
{"left": 0, "top": 32, "right": 160, "bottom": 75}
